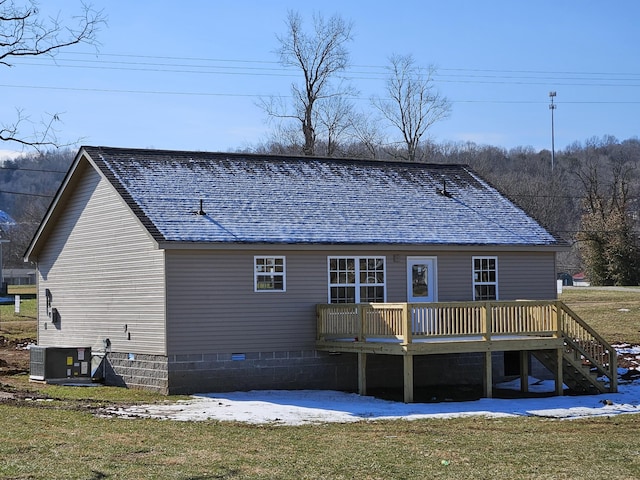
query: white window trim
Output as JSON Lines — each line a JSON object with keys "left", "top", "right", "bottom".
{"left": 472, "top": 256, "right": 498, "bottom": 300}
{"left": 327, "top": 256, "right": 387, "bottom": 303}
{"left": 254, "top": 256, "right": 286, "bottom": 293}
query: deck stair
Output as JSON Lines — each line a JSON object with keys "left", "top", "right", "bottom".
{"left": 532, "top": 346, "right": 607, "bottom": 394}
{"left": 533, "top": 301, "right": 617, "bottom": 395}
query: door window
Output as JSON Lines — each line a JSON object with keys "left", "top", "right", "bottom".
{"left": 407, "top": 257, "right": 437, "bottom": 302}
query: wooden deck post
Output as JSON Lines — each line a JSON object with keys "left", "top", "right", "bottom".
{"left": 483, "top": 351, "right": 493, "bottom": 398}
{"left": 358, "top": 352, "right": 367, "bottom": 396}
{"left": 358, "top": 304, "right": 366, "bottom": 342}
{"left": 553, "top": 301, "right": 560, "bottom": 336}
{"left": 402, "top": 303, "right": 411, "bottom": 344}
{"left": 555, "top": 347, "right": 564, "bottom": 396}
{"left": 403, "top": 355, "right": 414, "bottom": 403}
{"left": 520, "top": 351, "right": 529, "bottom": 393}
{"left": 610, "top": 350, "right": 618, "bottom": 393}
{"left": 482, "top": 302, "right": 490, "bottom": 341}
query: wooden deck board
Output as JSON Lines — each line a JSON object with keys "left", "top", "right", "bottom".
{"left": 317, "top": 335, "right": 564, "bottom": 355}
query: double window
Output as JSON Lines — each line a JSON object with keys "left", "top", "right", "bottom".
{"left": 254, "top": 256, "right": 286, "bottom": 292}
{"left": 328, "top": 257, "right": 386, "bottom": 303}
{"left": 473, "top": 256, "right": 498, "bottom": 300}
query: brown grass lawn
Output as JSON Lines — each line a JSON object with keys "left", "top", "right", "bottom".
{"left": 560, "top": 287, "right": 640, "bottom": 345}
{"left": 0, "top": 290, "right": 640, "bottom": 478}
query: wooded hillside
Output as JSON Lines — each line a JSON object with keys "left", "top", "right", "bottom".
{"left": 1, "top": 136, "right": 638, "bottom": 284}
{"left": 0, "top": 149, "right": 72, "bottom": 268}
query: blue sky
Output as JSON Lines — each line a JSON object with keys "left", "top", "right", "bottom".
{"left": 1, "top": 0, "right": 638, "bottom": 158}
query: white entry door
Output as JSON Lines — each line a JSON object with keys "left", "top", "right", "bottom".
{"left": 407, "top": 257, "right": 437, "bottom": 303}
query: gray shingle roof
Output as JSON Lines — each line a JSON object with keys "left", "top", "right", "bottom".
{"left": 83, "top": 146, "right": 563, "bottom": 247}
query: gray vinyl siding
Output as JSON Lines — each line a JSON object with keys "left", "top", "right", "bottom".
{"left": 166, "top": 249, "right": 558, "bottom": 355}
{"left": 433, "top": 251, "right": 557, "bottom": 301}
{"left": 497, "top": 251, "right": 557, "bottom": 300}
{"left": 435, "top": 254, "right": 472, "bottom": 301}
{"left": 165, "top": 250, "right": 328, "bottom": 354}
{"left": 36, "top": 164, "right": 166, "bottom": 355}
{"left": 166, "top": 249, "right": 403, "bottom": 354}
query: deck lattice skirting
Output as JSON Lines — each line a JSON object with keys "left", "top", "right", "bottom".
{"left": 316, "top": 301, "right": 617, "bottom": 402}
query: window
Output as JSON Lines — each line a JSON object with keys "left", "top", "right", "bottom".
{"left": 254, "top": 256, "right": 286, "bottom": 292}
{"left": 328, "top": 257, "right": 386, "bottom": 303}
{"left": 473, "top": 256, "right": 498, "bottom": 300}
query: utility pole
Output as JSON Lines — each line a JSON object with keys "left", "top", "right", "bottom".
{"left": 549, "top": 91, "right": 557, "bottom": 172}
{"left": 0, "top": 239, "right": 6, "bottom": 296}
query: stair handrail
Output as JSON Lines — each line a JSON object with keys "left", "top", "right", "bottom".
{"left": 556, "top": 301, "right": 618, "bottom": 392}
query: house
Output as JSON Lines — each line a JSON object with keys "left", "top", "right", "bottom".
{"left": 557, "top": 272, "right": 574, "bottom": 287}
{"left": 25, "top": 146, "right": 616, "bottom": 400}
{"left": 572, "top": 272, "right": 591, "bottom": 287}
{"left": 3, "top": 268, "right": 36, "bottom": 286}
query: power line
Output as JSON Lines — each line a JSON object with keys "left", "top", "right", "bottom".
{"left": 11, "top": 60, "right": 298, "bottom": 78}
{"left": 439, "top": 66, "right": 640, "bottom": 78}
{"left": 62, "top": 51, "right": 285, "bottom": 66}
{"left": 0, "top": 83, "right": 269, "bottom": 98}
{"left": 59, "top": 51, "right": 640, "bottom": 78}
{"left": 10, "top": 52, "right": 640, "bottom": 87}
{"left": 2, "top": 187, "right": 639, "bottom": 202}
{"left": 2, "top": 82, "right": 640, "bottom": 105}
{"left": 0, "top": 189, "right": 55, "bottom": 198}
{"left": 0, "top": 165, "right": 67, "bottom": 174}
{"left": 4, "top": 51, "right": 639, "bottom": 106}
{"left": 15, "top": 61, "right": 640, "bottom": 88}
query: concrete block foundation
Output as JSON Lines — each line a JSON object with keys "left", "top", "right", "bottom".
{"left": 101, "top": 349, "right": 525, "bottom": 396}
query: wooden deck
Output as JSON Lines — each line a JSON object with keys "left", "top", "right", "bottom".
{"left": 316, "top": 301, "right": 617, "bottom": 402}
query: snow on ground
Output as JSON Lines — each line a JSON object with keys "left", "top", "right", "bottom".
{"left": 107, "top": 363, "right": 640, "bottom": 426}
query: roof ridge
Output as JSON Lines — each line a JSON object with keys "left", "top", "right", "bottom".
{"left": 80, "top": 145, "right": 471, "bottom": 169}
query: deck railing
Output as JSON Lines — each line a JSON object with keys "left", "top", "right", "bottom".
{"left": 557, "top": 302, "right": 618, "bottom": 392}
{"left": 316, "top": 300, "right": 560, "bottom": 342}
{"left": 317, "top": 300, "right": 617, "bottom": 389}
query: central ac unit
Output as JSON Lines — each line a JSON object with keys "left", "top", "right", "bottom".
{"left": 29, "top": 346, "right": 92, "bottom": 381}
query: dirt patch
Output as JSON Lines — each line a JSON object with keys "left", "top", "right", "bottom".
{"left": 0, "top": 336, "right": 34, "bottom": 376}
{"left": 0, "top": 336, "right": 38, "bottom": 402}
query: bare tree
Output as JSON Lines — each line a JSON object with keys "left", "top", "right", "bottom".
{"left": 0, "top": 1, "right": 105, "bottom": 149}
{"left": 315, "top": 94, "right": 355, "bottom": 157}
{"left": 261, "top": 122, "right": 303, "bottom": 155}
{"left": 347, "top": 111, "right": 385, "bottom": 159}
{"left": 261, "top": 10, "right": 354, "bottom": 156}
{"left": 373, "top": 54, "right": 451, "bottom": 162}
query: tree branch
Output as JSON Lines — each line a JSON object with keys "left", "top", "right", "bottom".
{"left": 1, "top": 1, "right": 105, "bottom": 66}
{"left": 0, "top": 1, "right": 105, "bottom": 148}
